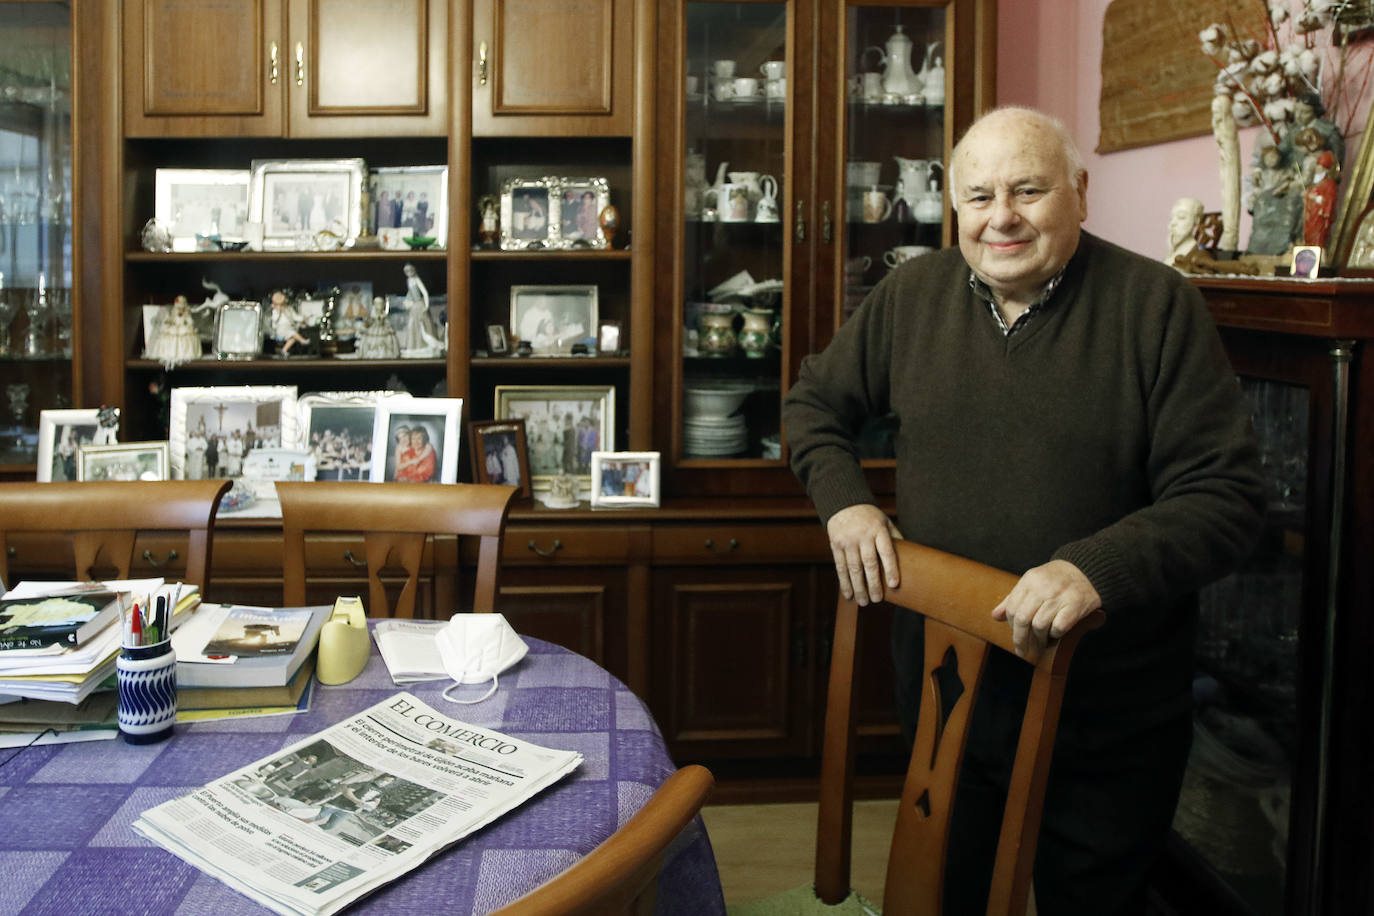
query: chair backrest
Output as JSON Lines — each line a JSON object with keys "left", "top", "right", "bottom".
{"left": 0, "top": 480, "right": 230, "bottom": 591}
{"left": 814, "top": 540, "right": 1104, "bottom": 916}
{"left": 492, "top": 764, "right": 715, "bottom": 916}
{"left": 275, "top": 481, "right": 517, "bottom": 618}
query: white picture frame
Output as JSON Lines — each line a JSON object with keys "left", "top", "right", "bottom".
{"left": 169, "top": 385, "right": 298, "bottom": 483}
{"left": 77, "top": 441, "right": 170, "bottom": 482}
{"left": 37, "top": 407, "right": 119, "bottom": 482}
{"left": 590, "top": 451, "right": 661, "bottom": 508}
{"left": 248, "top": 158, "right": 367, "bottom": 251}
{"left": 368, "top": 397, "right": 463, "bottom": 484}
{"left": 371, "top": 165, "right": 448, "bottom": 247}
{"left": 553, "top": 176, "right": 611, "bottom": 249}
{"left": 297, "top": 391, "right": 408, "bottom": 481}
{"left": 509, "top": 284, "right": 598, "bottom": 355}
{"left": 493, "top": 384, "right": 615, "bottom": 491}
{"left": 154, "top": 168, "right": 250, "bottom": 250}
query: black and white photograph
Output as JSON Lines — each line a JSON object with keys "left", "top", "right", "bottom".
{"left": 77, "top": 441, "right": 170, "bottom": 482}
{"left": 510, "top": 285, "right": 598, "bottom": 355}
{"left": 36, "top": 407, "right": 118, "bottom": 482}
{"left": 214, "top": 300, "right": 263, "bottom": 359}
{"left": 470, "top": 418, "right": 531, "bottom": 497}
{"left": 248, "top": 158, "right": 366, "bottom": 250}
{"left": 368, "top": 397, "right": 462, "bottom": 484}
{"left": 555, "top": 177, "right": 610, "bottom": 248}
{"left": 486, "top": 323, "right": 509, "bottom": 355}
{"left": 590, "top": 450, "right": 660, "bottom": 508}
{"left": 154, "top": 168, "right": 250, "bottom": 249}
{"left": 371, "top": 165, "right": 447, "bottom": 246}
{"left": 298, "top": 392, "right": 402, "bottom": 481}
{"left": 494, "top": 385, "right": 613, "bottom": 487}
{"left": 169, "top": 385, "right": 298, "bottom": 484}
{"left": 499, "top": 178, "right": 556, "bottom": 249}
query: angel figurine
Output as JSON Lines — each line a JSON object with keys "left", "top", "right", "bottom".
{"left": 356, "top": 296, "right": 400, "bottom": 359}
{"left": 146, "top": 295, "right": 202, "bottom": 369}
{"left": 266, "top": 289, "right": 309, "bottom": 356}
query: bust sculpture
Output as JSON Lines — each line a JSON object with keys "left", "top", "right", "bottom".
{"left": 1166, "top": 197, "right": 1205, "bottom": 269}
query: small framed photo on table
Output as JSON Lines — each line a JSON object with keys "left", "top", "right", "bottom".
{"left": 37, "top": 407, "right": 119, "bottom": 482}
{"left": 554, "top": 177, "right": 610, "bottom": 249}
{"left": 590, "top": 451, "right": 660, "bottom": 508}
{"left": 154, "top": 168, "right": 250, "bottom": 251}
{"left": 248, "top": 158, "right": 367, "bottom": 250}
{"left": 486, "top": 323, "right": 510, "bottom": 355}
{"left": 469, "top": 418, "right": 532, "bottom": 498}
{"left": 77, "top": 441, "right": 170, "bottom": 482}
{"left": 510, "top": 284, "right": 598, "bottom": 355}
{"left": 1290, "top": 245, "right": 1322, "bottom": 278}
{"left": 500, "top": 177, "right": 557, "bottom": 249}
{"left": 598, "top": 320, "right": 622, "bottom": 355}
{"left": 493, "top": 384, "right": 615, "bottom": 493}
{"left": 369, "top": 397, "right": 463, "bottom": 484}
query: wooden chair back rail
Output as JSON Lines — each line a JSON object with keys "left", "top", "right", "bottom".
{"left": 492, "top": 764, "right": 714, "bottom": 916}
{"left": 814, "top": 540, "right": 1104, "bottom": 916}
{"left": 0, "top": 480, "right": 230, "bottom": 590}
{"left": 276, "top": 482, "right": 517, "bottom": 618}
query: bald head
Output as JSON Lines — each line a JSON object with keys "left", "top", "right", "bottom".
{"left": 949, "top": 107, "right": 1086, "bottom": 193}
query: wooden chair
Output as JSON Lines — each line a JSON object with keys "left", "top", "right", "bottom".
{"left": 275, "top": 481, "right": 517, "bottom": 617}
{"left": 493, "top": 764, "right": 715, "bottom": 915}
{"left": 815, "top": 540, "right": 1105, "bottom": 915}
{"left": 0, "top": 479, "right": 230, "bottom": 591}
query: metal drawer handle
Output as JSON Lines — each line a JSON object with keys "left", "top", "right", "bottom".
{"left": 528, "top": 538, "right": 563, "bottom": 558}
{"left": 141, "top": 548, "right": 179, "bottom": 568}
{"left": 342, "top": 550, "right": 367, "bottom": 569}
{"left": 295, "top": 41, "right": 305, "bottom": 86}
{"left": 703, "top": 538, "right": 740, "bottom": 551}
{"left": 478, "top": 40, "right": 489, "bottom": 85}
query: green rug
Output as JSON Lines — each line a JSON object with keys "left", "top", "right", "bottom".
{"left": 725, "top": 883, "right": 881, "bottom": 915}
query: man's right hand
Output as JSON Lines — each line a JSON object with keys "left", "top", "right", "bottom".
{"left": 826, "top": 504, "right": 903, "bottom": 605}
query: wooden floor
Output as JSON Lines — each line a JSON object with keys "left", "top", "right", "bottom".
{"left": 701, "top": 798, "right": 900, "bottom": 906}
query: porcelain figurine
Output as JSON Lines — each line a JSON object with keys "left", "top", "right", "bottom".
{"left": 147, "top": 295, "right": 201, "bottom": 369}
{"left": 356, "top": 296, "right": 400, "bottom": 359}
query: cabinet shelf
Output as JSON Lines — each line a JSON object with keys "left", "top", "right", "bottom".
{"left": 472, "top": 356, "right": 630, "bottom": 369}
{"left": 469, "top": 249, "right": 632, "bottom": 261}
{"left": 126, "top": 250, "right": 449, "bottom": 264}
{"left": 126, "top": 357, "right": 444, "bottom": 372}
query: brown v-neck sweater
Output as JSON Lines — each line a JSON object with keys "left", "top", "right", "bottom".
{"left": 784, "top": 232, "right": 1265, "bottom": 705}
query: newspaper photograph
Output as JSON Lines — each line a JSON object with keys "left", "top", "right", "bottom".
{"left": 133, "top": 692, "right": 582, "bottom": 916}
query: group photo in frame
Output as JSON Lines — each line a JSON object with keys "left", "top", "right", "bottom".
{"left": 168, "top": 385, "right": 298, "bottom": 485}
{"left": 77, "top": 441, "right": 170, "bottom": 482}
{"left": 493, "top": 384, "right": 615, "bottom": 488}
{"left": 297, "top": 391, "right": 408, "bottom": 481}
{"left": 554, "top": 177, "right": 610, "bottom": 249}
{"left": 371, "top": 165, "right": 448, "bottom": 247}
{"left": 248, "top": 158, "right": 367, "bottom": 250}
{"left": 469, "top": 418, "right": 532, "bottom": 497}
{"left": 154, "top": 168, "right": 250, "bottom": 250}
{"left": 499, "top": 177, "right": 556, "bottom": 249}
{"left": 215, "top": 300, "right": 264, "bottom": 359}
{"left": 590, "top": 451, "right": 660, "bottom": 508}
{"left": 369, "top": 397, "right": 463, "bottom": 484}
{"left": 510, "top": 284, "right": 598, "bottom": 355}
{"left": 36, "top": 407, "right": 119, "bottom": 482}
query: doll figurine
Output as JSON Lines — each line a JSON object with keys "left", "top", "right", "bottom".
{"left": 356, "top": 296, "right": 400, "bottom": 359}
{"left": 400, "top": 263, "right": 442, "bottom": 355}
{"left": 147, "top": 295, "right": 202, "bottom": 369}
{"left": 266, "top": 289, "right": 309, "bottom": 356}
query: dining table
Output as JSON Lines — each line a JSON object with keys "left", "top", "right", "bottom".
{"left": 0, "top": 631, "right": 727, "bottom": 915}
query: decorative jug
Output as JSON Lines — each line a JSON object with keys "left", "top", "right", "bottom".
{"left": 913, "top": 179, "right": 944, "bottom": 224}
{"left": 699, "top": 309, "right": 737, "bottom": 357}
{"left": 738, "top": 308, "right": 776, "bottom": 358}
{"left": 727, "top": 171, "right": 778, "bottom": 211}
{"left": 894, "top": 157, "right": 943, "bottom": 211}
{"left": 864, "top": 25, "right": 920, "bottom": 99}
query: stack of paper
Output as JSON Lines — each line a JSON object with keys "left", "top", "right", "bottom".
{"left": 371, "top": 619, "right": 450, "bottom": 684}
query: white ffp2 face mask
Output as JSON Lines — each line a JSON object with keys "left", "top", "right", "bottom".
{"left": 435, "top": 612, "right": 528, "bottom": 704}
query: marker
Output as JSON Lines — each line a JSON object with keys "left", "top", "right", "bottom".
{"left": 129, "top": 602, "right": 143, "bottom": 647}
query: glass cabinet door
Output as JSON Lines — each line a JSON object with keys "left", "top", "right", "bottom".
{"left": 0, "top": 2, "right": 72, "bottom": 473}
{"left": 680, "top": 2, "right": 790, "bottom": 463}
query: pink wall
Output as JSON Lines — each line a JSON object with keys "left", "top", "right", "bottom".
{"left": 996, "top": 0, "right": 1370, "bottom": 259}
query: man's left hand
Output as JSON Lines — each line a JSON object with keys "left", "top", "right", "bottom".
{"left": 991, "top": 560, "right": 1101, "bottom": 663}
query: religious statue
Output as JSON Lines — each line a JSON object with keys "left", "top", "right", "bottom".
{"left": 1165, "top": 197, "right": 1205, "bottom": 270}
{"left": 477, "top": 194, "right": 500, "bottom": 249}
{"left": 1245, "top": 140, "right": 1303, "bottom": 256}
{"left": 1279, "top": 93, "right": 1344, "bottom": 179}
{"left": 1303, "top": 150, "right": 1338, "bottom": 250}
{"left": 1211, "top": 95, "right": 1242, "bottom": 253}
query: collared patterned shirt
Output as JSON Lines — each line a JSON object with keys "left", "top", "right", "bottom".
{"left": 968, "top": 267, "right": 1066, "bottom": 337}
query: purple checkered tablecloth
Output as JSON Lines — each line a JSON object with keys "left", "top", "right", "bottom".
{"left": 0, "top": 635, "right": 726, "bottom": 915}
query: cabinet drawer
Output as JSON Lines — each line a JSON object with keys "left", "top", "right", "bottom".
{"left": 504, "top": 526, "right": 634, "bottom": 565}
{"left": 214, "top": 532, "right": 448, "bottom": 574}
{"left": 652, "top": 523, "right": 829, "bottom": 564}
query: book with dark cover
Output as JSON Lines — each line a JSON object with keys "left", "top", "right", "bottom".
{"left": 0, "top": 591, "right": 121, "bottom": 651}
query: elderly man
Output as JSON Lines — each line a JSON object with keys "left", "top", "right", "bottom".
{"left": 782, "top": 107, "right": 1264, "bottom": 915}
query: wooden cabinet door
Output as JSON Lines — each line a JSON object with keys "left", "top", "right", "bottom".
{"left": 287, "top": 0, "right": 448, "bottom": 137}
{"left": 471, "top": 0, "right": 633, "bottom": 136}
{"left": 499, "top": 566, "right": 632, "bottom": 686}
{"left": 651, "top": 566, "right": 817, "bottom": 760}
{"left": 123, "top": 0, "right": 285, "bottom": 137}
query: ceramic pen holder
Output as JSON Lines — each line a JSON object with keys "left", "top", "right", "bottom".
{"left": 117, "top": 640, "right": 177, "bottom": 744}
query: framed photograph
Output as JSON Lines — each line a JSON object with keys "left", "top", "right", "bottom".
{"left": 248, "top": 158, "right": 367, "bottom": 251}
{"left": 37, "top": 407, "right": 119, "bottom": 483}
{"left": 1291, "top": 245, "right": 1322, "bottom": 279}
{"left": 486, "top": 323, "right": 509, "bottom": 355}
{"left": 510, "top": 284, "right": 598, "bottom": 355}
{"left": 590, "top": 451, "right": 660, "bottom": 508}
{"left": 328, "top": 281, "right": 373, "bottom": 339}
{"left": 77, "top": 440, "right": 170, "bottom": 482}
{"left": 169, "top": 385, "right": 298, "bottom": 483}
{"left": 469, "top": 418, "right": 531, "bottom": 498}
{"left": 371, "top": 165, "right": 448, "bottom": 246}
{"left": 598, "top": 320, "right": 622, "bottom": 355}
{"left": 493, "top": 384, "right": 615, "bottom": 490}
{"left": 369, "top": 397, "right": 463, "bottom": 484}
{"left": 154, "top": 168, "right": 250, "bottom": 251}
{"left": 499, "top": 177, "right": 557, "bottom": 249}
{"left": 298, "top": 391, "right": 407, "bottom": 481}
{"left": 554, "top": 177, "right": 610, "bottom": 249}
{"left": 215, "top": 300, "right": 263, "bottom": 359}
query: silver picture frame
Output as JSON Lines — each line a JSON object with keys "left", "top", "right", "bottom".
{"left": 553, "top": 176, "right": 611, "bottom": 249}
{"left": 248, "top": 157, "right": 367, "bottom": 251}
{"left": 509, "top": 284, "right": 598, "bottom": 355}
{"left": 154, "top": 168, "right": 250, "bottom": 251}
{"left": 499, "top": 176, "right": 558, "bottom": 250}
{"left": 215, "top": 300, "right": 263, "bottom": 360}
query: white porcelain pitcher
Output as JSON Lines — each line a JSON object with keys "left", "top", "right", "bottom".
{"left": 894, "top": 157, "right": 943, "bottom": 210}
{"left": 727, "top": 171, "right": 778, "bottom": 210}
{"left": 864, "top": 25, "right": 920, "bottom": 98}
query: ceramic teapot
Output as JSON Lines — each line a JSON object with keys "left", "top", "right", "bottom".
{"left": 894, "top": 157, "right": 943, "bottom": 211}
{"left": 685, "top": 150, "right": 707, "bottom": 217}
{"left": 913, "top": 178, "right": 944, "bottom": 224}
{"left": 864, "top": 25, "right": 920, "bottom": 99}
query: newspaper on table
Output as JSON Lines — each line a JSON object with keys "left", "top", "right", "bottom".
{"left": 133, "top": 691, "right": 583, "bottom": 916}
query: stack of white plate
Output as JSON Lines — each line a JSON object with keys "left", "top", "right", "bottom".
{"left": 684, "top": 414, "right": 748, "bottom": 457}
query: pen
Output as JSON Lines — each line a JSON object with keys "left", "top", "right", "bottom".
{"left": 129, "top": 601, "right": 143, "bottom": 647}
